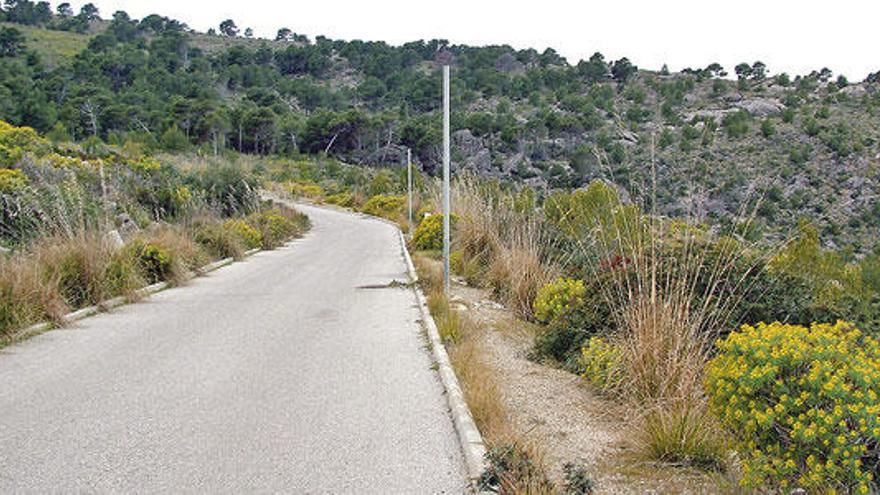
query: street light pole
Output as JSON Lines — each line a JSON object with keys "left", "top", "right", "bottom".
{"left": 442, "top": 65, "right": 451, "bottom": 297}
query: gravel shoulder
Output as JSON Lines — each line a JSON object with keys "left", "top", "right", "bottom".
{"left": 451, "top": 282, "right": 724, "bottom": 494}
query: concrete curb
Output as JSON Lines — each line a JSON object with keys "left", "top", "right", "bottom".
{"left": 396, "top": 229, "right": 489, "bottom": 485}
{"left": 10, "top": 246, "right": 266, "bottom": 345}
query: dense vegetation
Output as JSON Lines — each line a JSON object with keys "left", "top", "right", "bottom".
{"left": 1, "top": 1, "right": 879, "bottom": 252}
{"left": 0, "top": 119, "right": 309, "bottom": 340}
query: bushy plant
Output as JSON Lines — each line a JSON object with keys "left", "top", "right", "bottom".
{"left": 246, "top": 207, "right": 309, "bottom": 249}
{"left": 360, "top": 194, "right": 405, "bottom": 222}
{"left": 128, "top": 240, "right": 173, "bottom": 284}
{"left": 579, "top": 336, "right": 624, "bottom": 391}
{"left": 534, "top": 277, "right": 586, "bottom": 324}
{"left": 287, "top": 181, "right": 325, "bottom": 201}
{"left": 223, "top": 219, "right": 262, "bottom": 250}
{"left": 706, "top": 321, "right": 880, "bottom": 492}
{"left": 0, "top": 168, "right": 28, "bottom": 192}
{"left": 412, "top": 213, "right": 452, "bottom": 251}
{"left": 194, "top": 221, "right": 245, "bottom": 260}
{"left": 324, "top": 191, "right": 354, "bottom": 207}
{"left": 532, "top": 276, "right": 613, "bottom": 368}
{"left": 478, "top": 443, "right": 555, "bottom": 494}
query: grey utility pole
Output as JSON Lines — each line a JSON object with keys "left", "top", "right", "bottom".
{"left": 407, "top": 148, "right": 413, "bottom": 236}
{"left": 442, "top": 65, "right": 451, "bottom": 296}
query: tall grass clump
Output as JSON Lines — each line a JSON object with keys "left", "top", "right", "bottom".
{"left": 443, "top": 174, "right": 561, "bottom": 319}
{"left": 552, "top": 172, "right": 768, "bottom": 469}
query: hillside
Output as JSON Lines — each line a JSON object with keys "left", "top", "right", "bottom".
{"left": 0, "top": 5, "right": 879, "bottom": 250}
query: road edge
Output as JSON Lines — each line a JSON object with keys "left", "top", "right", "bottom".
{"left": 397, "top": 228, "right": 489, "bottom": 486}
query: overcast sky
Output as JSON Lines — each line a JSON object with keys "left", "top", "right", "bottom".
{"left": 77, "top": 0, "right": 877, "bottom": 80}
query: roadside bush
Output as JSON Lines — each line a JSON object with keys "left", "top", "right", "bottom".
{"left": 361, "top": 194, "right": 405, "bottom": 222}
{"left": 247, "top": 207, "right": 309, "bottom": 249}
{"left": 324, "top": 191, "right": 354, "bottom": 208}
{"left": 532, "top": 276, "right": 613, "bottom": 368}
{"left": 223, "top": 219, "right": 262, "bottom": 250}
{"left": 413, "top": 213, "right": 454, "bottom": 251}
{"left": 188, "top": 164, "right": 260, "bottom": 216}
{"left": 287, "top": 181, "right": 325, "bottom": 201}
{"left": 127, "top": 228, "right": 206, "bottom": 285}
{"left": 38, "top": 235, "right": 142, "bottom": 309}
{"left": 0, "top": 256, "right": 67, "bottom": 336}
{"left": 0, "top": 168, "right": 28, "bottom": 192}
{"left": 706, "top": 321, "right": 880, "bottom": 492}
{"left": 478, "top": 443, "right": 555, "bottom": 494}
{"left": 194, "top": 221, "right": 245, "bottom": 260}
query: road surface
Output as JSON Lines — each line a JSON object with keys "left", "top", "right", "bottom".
{"left": 0, "top": 203, "right": 467, "bottom": 493}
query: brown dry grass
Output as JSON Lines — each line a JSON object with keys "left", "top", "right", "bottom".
{"left": 413, "top": 252, "right": 556, "bottom": 494}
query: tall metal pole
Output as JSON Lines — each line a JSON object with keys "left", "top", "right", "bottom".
{"left": 442, "top": 65, "right": 451, "bottom": 297}
{"left": 407, "top": 148, "right": 413, "bottom": 236}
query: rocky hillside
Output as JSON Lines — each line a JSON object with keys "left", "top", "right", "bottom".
{"left": 0, "top": 4, "right": 879, "bottom": 250}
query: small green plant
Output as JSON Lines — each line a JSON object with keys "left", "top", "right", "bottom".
{"left": 246, "top": 207, "right": 308, "bottom": 249}
{"left": 562, "top": 462, "right": 595, "bottom": 494}
{"left": 0, "top": 168, "right": 28, "bottom": 192}
{"left": 129, "top": 241, "right": 172, "bottom": 284}
{"left": 706, "top": 321, "right": 880, "bottom": 492}
{"left": 194, "top": 222, "right": 245, "bottom": 260}
{"left": 579, "top": 336, "right": 624, "bottom": 392}
{"left": 478, "top": 443, "right": 555, "bottom": 494}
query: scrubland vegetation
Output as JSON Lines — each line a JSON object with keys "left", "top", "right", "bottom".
{"left": 2, "top": 3, "right": 880, "bottom": 492}
{"left": 280, "top": 159, "right": 880, "bottom": 492}
{"left": 0, "top": 120, "right": 308, "bottom": 343}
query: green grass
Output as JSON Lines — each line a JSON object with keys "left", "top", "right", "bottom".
{"left": 0, "top": 22, "right": 91, "bottom": 66}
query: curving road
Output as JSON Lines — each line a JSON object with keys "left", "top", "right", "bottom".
{"left": 0, "top": 203, "right": 467, "bottom": 493}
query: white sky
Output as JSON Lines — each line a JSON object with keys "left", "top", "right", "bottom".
{"left": 77, "top": 0, "right": 877, "bottom": 80}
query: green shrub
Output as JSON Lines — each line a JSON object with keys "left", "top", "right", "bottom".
{"left": 361, "top": 194, "right": 405, "bottom": 222}
{"left": 247, "top": 207, "right": 309, "bottom": 249}
{"left": 324, "top": 191, "right": 354, "bottom": 207}
{"left": 128, "top": 241, "right": 173, "bottom": 284}
{"left": 223, "top": 219, "right": 262, "bottom": 250}
{"left": 0, "top": 168, "right": 28, "bottom": 192}
{"left": 579, "top": 336, "right": 624, "bottom": 392}
{"left": 412, "top": 213, "right": 452, "bottom": 251}
{"left": 706, "top": 321, "right": 880, "bottom": 492}
{"left": 532, "top": 276, "right": 613, "bottom": 368}
{"left": 478, "top": 443, "right": 555, "bottom": 494}
{"left": 194, "top": 222, "right": 245, "bottom": 260}
{"left": 534, "top": 277, "right": 585, "bottom": 324}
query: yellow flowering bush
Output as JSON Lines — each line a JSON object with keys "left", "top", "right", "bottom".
{"left": 42, "top": 153, "right": 85, "bottom": 169}
{"left": 706, "top": 321, "right": 880, "bottom": 492}
{"left": 223, "top": 219, "right": 262, "bottom": 250}
{"left": 533, "top": 277, "right": 586, "bottom": 324}
{"left": 580, "top": 337, "right": 624, "bottom": 391}
{"left": 0, "top": 168, "right": 28, "bottom": 192}
{"left": 0, "top": 121, "right": 47, "bottom": 152}
{"left": 413, "top": 214, "right": 456, "bottom": 251}
{"left": 324, "top": 191, "right": 354, "bottom": 208}
{"left": 361, "top": 194, "right": 405, "bottom": 222}
{"left": 287, "top": 181, "right": 325, "bottom": 200}
{"left": 129, "top": 156, "right": 162, "bottom": 173}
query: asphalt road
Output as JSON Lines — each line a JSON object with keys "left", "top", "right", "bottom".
{"left": 0, "top": 203, "right": 467, "bottom": 493}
